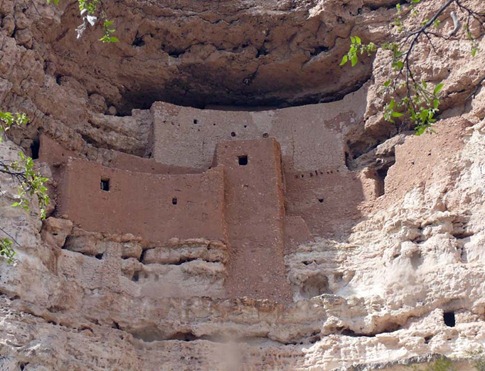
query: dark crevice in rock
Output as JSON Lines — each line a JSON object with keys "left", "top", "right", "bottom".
{"left": 453, "top": 231, "right": 474, "bottom": 239}
{"left": 340, "top": 322, "right": 401, "bottom": 338}
{"left": 132, "top": 34, "right": 145, "bottom": 47}
{"left": 138, "top": 248, "right": 149, "bottom": 263}
{"left": 115, "top": 75, "right": 372, "bottom": 116}
{"left": 131, "top": 270, "right": 141, "bottom": 282}
{"left": 131, "top": 328, "right": 301, "bottom": 345}
{"left": 310, "top": 45, "right": 330, "bottom": 56}
{"left": 169, "top": 331, "right": 199, "bottom": 341}
{"left": 167, "top": 257, "right": 200, "bottom": 266}
{"left": 366, "top": 0, "right": 404, "bottom": 11}
{"left": 47, "top": 305, "right": 64, "bottom": 313}
{"left": 80, "top": 133, "right": 98, "bottom": 147}
{"left": 30, "top": 136, "right": 40, "bottom": 159}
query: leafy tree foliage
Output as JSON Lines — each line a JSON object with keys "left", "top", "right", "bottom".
{"left": 0, "top": 112, "right": 50, "bottom": 264}
{"left": 341, "top": 0, "right": 485, "bottom": 134}
{"left": 46, "top": 0, "right": 118, "bottom": 43}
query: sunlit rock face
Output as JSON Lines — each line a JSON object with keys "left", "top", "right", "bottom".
{"left": 1, "top": 0, "right": 485, "bottom": 369}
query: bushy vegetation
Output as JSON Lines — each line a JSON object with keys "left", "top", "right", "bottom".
{"left": 46, "top": 0, "right": 118, "bottom": 42}
{"left": 0, "top": 112, "right": 49, "bottom": 264}
{"left": 341, "top": 0, "right": 485, "bottom": 135}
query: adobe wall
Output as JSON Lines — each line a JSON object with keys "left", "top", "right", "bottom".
{"left": 39, "top": 134, "right": 78, "bottom": 167}
{"left": 150, "top": 89, "right": 368, "bottom": 237}
{"left": 58, "top": 159, "right": 226, "bottom": 244}
{"left": 39, "top": 134, "right": 200, "bottom": 175}
{"left": 151, "top": 86, "right": 367, "bottom": 172}
{"left": 214, "top": 139, "right": 291, "bottom": 301}
{"left": 284, "top": 168, "right": 365, "bottom": 238}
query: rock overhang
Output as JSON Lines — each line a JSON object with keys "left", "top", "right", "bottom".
{"left": 34, "top": 0, "right": 383, "bottom": 114}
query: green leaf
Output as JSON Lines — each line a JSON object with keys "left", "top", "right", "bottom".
{"left": 391, "top": 111, "right": 403, "bottom": 118}
{"left": 350, "top": 55, "right": 358, "bottom": 67}
{"left": 354, "top": 36, "right": 361, "bottom": 45}
{"left": 103, "top": 20, "right": 114, "bottom": 28}
{"left": 340, "top": 55, "right": 349, "bottom": 66}
{"left": 392, "top": 60, "right": 404, "bottom": 71}
{"left": 419, "top": 109, "right": 429, "bottom": 122}
{"left": 433, "top": 82, "right": 444, "bottom": 95}
{"left": 415, "top": 125, "right": 426, "bottom": 135}
{"left": 100, "top": 35, "right": 119, "bottom": 43}
{"left": 388, "top": 99, "right": 395, "bottom": 110}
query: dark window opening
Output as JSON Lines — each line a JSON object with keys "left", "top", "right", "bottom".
{"left": 172, "top": 197, "right": 178, "bottom": 205}
{"left": 375, "top": 167, "right": 390, "bottom": 197}
{"left": 132, "top": 35, "right": 145, "bottom": 47}
{"left": 262, "top": 133, "right": 269, "bottom": 138}
{"left": 30, "top": 138, "right": 40, "bottom": 159}
{"left": 230, "top": 132, "right": 236, "bottom": 137}
{"left": 238, "top": 155, "right": 248, "bottom": 166}
{"left": 193, "top": 119, "right": 198, "bottom": 124}
{"left": 132, "top": 271, "right": 140, "bottom": 282}
{"left": 95, "top": 253, "right": 104, "bottom": 260}
{"left": 100, "top": 178, "right": 110, "bottom": 191}
{"left": 443, "top": 311, "right": 456, "bottom": 327}
{"left": 318, "top": 197, "right": 324, "bottom": 203}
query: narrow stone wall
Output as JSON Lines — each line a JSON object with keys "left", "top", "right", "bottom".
{"left": 215, "top": 139, "right": 292, "bottom": 302}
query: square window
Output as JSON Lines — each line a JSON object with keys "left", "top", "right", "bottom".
{"left": 238, "top": 155, "right": 248, "bottom": 166}
{"left": 100, "top": 178, "right": 110, "bottom": 191}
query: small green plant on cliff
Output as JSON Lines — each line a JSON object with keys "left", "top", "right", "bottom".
{"left": 340, "top": 0, "right": 485, "bottom": 135}
{"left": 46, "top": 0, "right": 118, "bottom": 43}
{"left": 410, "top": 357, "right": 456, "bottom": 371}
{"left": 0, "top": 111, "right": 50, "bottom": 264}
{"left": 424, "top": 357, "right": 456, "bottom": 371}
{"left": 465, "top": 349, "right": 485, "bottom": 371}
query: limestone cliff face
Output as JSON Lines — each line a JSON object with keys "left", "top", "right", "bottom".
{"left": 1, "top": 0, "right": 485, "bottom": 370}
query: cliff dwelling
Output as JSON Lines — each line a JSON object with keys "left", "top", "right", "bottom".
{"left": 2, "top": 0, "right": 485, "bottom": 369}
{"left": 38, "top": 91, "right": 372, "bottom": 303}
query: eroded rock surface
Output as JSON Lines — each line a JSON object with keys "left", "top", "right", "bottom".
{"left": 2, "top": 0, "right": 485, "bottom": 370}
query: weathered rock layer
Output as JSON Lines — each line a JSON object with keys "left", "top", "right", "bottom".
{"left": 1, "top": 0, "right": 485, "bottom": 370}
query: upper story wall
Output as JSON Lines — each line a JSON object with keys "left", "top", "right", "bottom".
{"left": 151, "top": 86, "right": 367, "bottom": 172}
{"left": 58, "top": 159, "right": 226, "bottom": 244}
{"left": 39, "top": 134, "right": 201, "bottom": 176}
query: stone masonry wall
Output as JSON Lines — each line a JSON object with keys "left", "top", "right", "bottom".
{"left": 214, "top": 139, "right": 292, "bottom": 302}
{"left": 151, "top": 86, "right": 367, "bottom": 172}
{"left": 58, "top": 158, "right": 226, "bottom": 244}
{"left": 151, "top": 89, "right": 370, "bottom": 237}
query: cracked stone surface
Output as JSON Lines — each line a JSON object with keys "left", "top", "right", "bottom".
{"left": 1, "top": 0, "right": 485, "bottom": 369}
